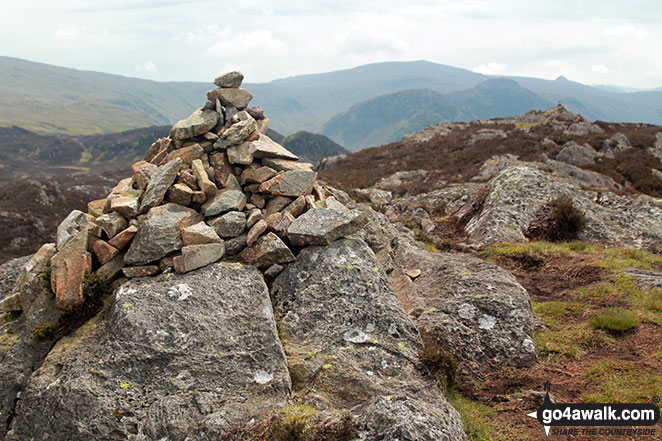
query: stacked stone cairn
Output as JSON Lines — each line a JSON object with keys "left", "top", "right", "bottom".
{"left": 40, "top": 72, "right": 365, "bottom": 312}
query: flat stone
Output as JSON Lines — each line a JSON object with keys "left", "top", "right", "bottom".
{"left": 261, "top": 158, "right": 313, "bottom": 172}
{"left": 110, "top": 196, "right": 139, "bottom": 218}
{"left": 208, "top": 211, "right": 247, "bottom": 238}
{"left": 214, "top": 117, "right": 257, "bottom": 147}
{"left": 272, "top": 212, "right": 295, "bottom": 237}
{"left": 242, "top": 166, "right": 276, "bottom": 184}
{"left": 240, "top": 232, "right": 295, "bottom": 270}
{"left": 169, "top": 109, "right": 220, "bottom": 140}
{"left": 191, "top": 159, "right": 217, "bottom": 197}
{"left": 224, "top": 233, "right": 247, "bottom": 256}
{"left": 191, "top": 190, "right": 206, "bottom": 204}
{"left": 124, "top": 203, "right": 203, "bottom": 265}
{"left": 173, "top": 243, "right": 225, "bottom": 273}
{"left": 259, "top": 170, "right": 317, "bottom": 197}
{"left": 287, "top": 208, "right": 366, "bottom": 246}
{"left": 166, "top": 183, "right": 193, "bottom": 206}
{"left": 140, "top": 158, "right": 183, "bottom": 213}
{"left": 214, "top": 71, "right": 244, "bottom": 88}
{"left": 245, "top": 105, "right": 264, "bottom": 120}
{"left": 144, "top": 137, "right": 172, "bottom": 163}
{"left": 92, "top": 239, "right": 119, "bottom": 265}
{"left": 108, "top": 225, "right": 138, "bottom": 250}
{"left": 249, "top": 135, "right": 298, "bottom": 160}
{"left": 122, "top": 265, "right": 160, "bottom": 278}
{"left": 265, "top": 196, "right": 292, "bottom": 216}
{"left": 247, "top": 219, "right": 268, "bottom": 247}
{"left": 178, "top": 170, "right": 198, "bottom": 189}
{"left": 227, "top": 142, "right": 253, "bottom": 165}
{"left": 283, "top": 195, "right": 306, "bottom": 217}
{"left": 202, "top": 189, "right": 246, "bottom": 217}
{"left": 256, "top": 118, "right": 270, "bottom": 135}
{"left": 131, "top": 161, "right": 158, "bottom": 190}
{"left": 56, "top": 210, "right": 96, "bottom": 250}
{"left": 405, "top": 269, "right": 422, "bottom": 279}
{"left": 207, "top": 88, "right": 253, "bottom": 109}
{"left": 209, "top": 152, "right": 232, "bottom": 187}
{"left": 97, "top": 252, "right": 125, "bottom": 283}
{"left": 225, "top": 174, "right": 242, "bottom": 191}
{"left": 249, "top": 193, "right": 266, "bottom": 209}
{"left": 96, "top": 212, "right": 128, "bottom": 240}
{"left": 246, "top": 208, "right": 263, "bottom": 228}
{"left": 104, "top": 178, "right": 142, "bottom": 213}
{"left": 181, "top": 222, "right": 222, "bottom": 245}
{"left": 51, "top": 235, "right": 92, "bottom": 311}
{"left": 165, "top": 143, "right": 204, "bottom": 166}
{"left": 87, "top": 199, "right": 106, "bottom": 217}
{"left": 324, "top": 196, "right": 347, "bottom": 211}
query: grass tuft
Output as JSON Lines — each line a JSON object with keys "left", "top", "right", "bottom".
{"left": 589, "top": 308, "right": 640, "bottom": 332}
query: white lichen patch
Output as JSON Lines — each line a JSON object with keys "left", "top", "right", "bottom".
{"left": 478, "top": 315, "right": 496, "bottom": 330}
{"left": 168, "top": 283, "right": 193, "bottom": 301}
{"left": 254, "top": 370, "right": 273, "bottom": 384}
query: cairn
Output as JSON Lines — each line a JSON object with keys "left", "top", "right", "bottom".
{"left": 33, "top": 72, "right": 364, "bottom": 312}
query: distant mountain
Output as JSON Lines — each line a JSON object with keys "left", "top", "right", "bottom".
{"left": 322, "top": 79, "right": 553, "bottom": 151}
{"left": 280, "top": 131, "right": 349, "bottom": 163}
{"left": 1, "top": 56, "right": 662, "bottom": 139}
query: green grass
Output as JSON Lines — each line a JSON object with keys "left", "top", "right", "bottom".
{"left": 598, "top": 248, "right": 662, "bottom": 270}
{"left": 481, "top": 241, "right": 597, "bottom": 259}
{"left": 589, "top": 308, "right": 641, "bottom": 332}
{"left": 583, "top": 361, "right": 662, "bottom": 405}
{"left": 447, "top": 388, "right": 525, "bottom": 441}
{"left": 534, "top": 323, "right": 613, "bottom": 358}
{"left": 532, "top": 300, "right": 586, "bottom": 327}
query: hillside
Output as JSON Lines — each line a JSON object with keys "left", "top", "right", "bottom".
{"left": 280, "top": 131, "right": 349, "bottom": 163}
{"left": 2, "top": 57, "right": 662, "bottom": 139}
{"left": 322, "top": 79, "right": 553, "bottom": 151}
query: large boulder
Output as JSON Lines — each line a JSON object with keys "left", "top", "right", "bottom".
{"left": 124, "top": 203, "right": 202, "bottom": 265}
{"left": 555, "top": 141, "right": 599, "bottom": 166}
{"left": 8, "top": 263, "right": 291, "bottom": 440}
{"left": 271, "top": 239, "right": 467, "bottom": 441}
{"left": 287, "top": 208, "right": 366, "bottom": 246}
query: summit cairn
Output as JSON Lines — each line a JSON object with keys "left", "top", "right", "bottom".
{"left": 40, "top": 72, "right": 363, "bottom": 311}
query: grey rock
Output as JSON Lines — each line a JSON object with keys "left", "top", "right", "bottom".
{"left": 215, "top": 117, "right": 257, "bottom": 147}
{"left": 169, "top": 109, "right": 220, "bottom": 140}
{"left": 12, "top": 243, "right": 56, "bottom": 314}
{"left": 600, "top": 133, "right": 631, "bottom": 158}
{"left": 240, "top": 232, "right": 294, "bottom": 270}
{"left": 214, "top": 71, "right": 244, "bottom": 88}
{"left": 354, "top": 188, "right": 393, "bottom": 206}
{"left": 0, "top": 256, "right": 31, "bottom": 303}
{"left": 208, "top": 211, "right": 246, "bottom": 238}
{"left": 124, "top": 203, "right": 203, "bottom": 265}
{"left": 261, "top": 157, "right": 314, "bottom": 172}
{"left": 271, "top": 239, "right": 466, "bottom": 441}
{"left": 259, "top": 170, "right": 317, "bottom": 197}
{"left": 8, "top": 263, "right": 291, "bottom": 440}
{"left": 181, "top": 222, "right": 222, "bottom": 245}
{"left": 202, "top": 189, "right": 246, "bottom": 217}
{"left": 224, "top": 233, "right": 247, "bottom": 256}
{"left": 95, "top": 212, "right": 128, "bottom": 240}
{"left": 174, "top": 243, "right": 225, "bottom": 273}
{"left": 287, "top": 208, "right": 366, "bottom": 246}
{"left": 140, "top": 158, "right": 183, "bottom": 213}
{"left": 625, "top": 268, "right": 662, "bottom": 291}
{"left": 207, "top": 87, "right": 253, "bottom": 109}
{"left": 226, "top": 142, "right": 253, "bottom": 165}
{"left": 56, "top": 210, "right": 95, "bottom": 250}
{"left": 555, "top": 141, "right": 599, "bottom": 166}
{"left": 249, "top": 135, "right": 298, "bottom": 160}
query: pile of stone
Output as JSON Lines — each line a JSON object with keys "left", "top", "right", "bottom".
{"left": 38, "top": 72, "right": 365, "bottom": 312}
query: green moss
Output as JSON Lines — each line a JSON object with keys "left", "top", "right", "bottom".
{"left": 598, "top": 248, "right": 662, "bottom": 270}
{"left": 582, "top": 361, "right": 662, "bottom": 405}
{"left": 40, "top": 258, "right": 52, "bottom": 291}
{"left": 31, "top": 322, "right": 56, "bottom": 340}
{"left": 82, "top": 272, "right": 112, "bottom": 299}
{"left": 589, "top": 308, "right": 640, "bottom": 332}
{"left": 0, "top": 311, "right": 22, "bottom": 327}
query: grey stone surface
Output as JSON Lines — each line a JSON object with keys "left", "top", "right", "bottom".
{"left": 215, "top": 117, "right": 257, "bottom": 147}
{"left": 214, "top": 71, "right": 243, "bottom": 88}
{"left": 140, "top": 158, "right": 183, "bottom": 213}
{"left": 202, "top": 189, "right": 246, "bottom": 217}
{"left": 56, "top": 210, "right": 95, "bottom": 250}
{"left": 259, "top": 170, "right": 317, "bottom": 197}
{"left": 8, "top": 263, "right": 291, "bottom": 440}
{"left": 287, "top": 208, "right": 366, "bottom": 246}
{"left": 208, "top": 211, "right": 246, "bottom": 238}
{"left": 240, "top": 232, "right": 294, "bottom": 270}
{"left": 0, "top": 256, "right": 31, "bottom": 302}
{"left": 175, "top": 243, "right": 225, "bottom": 273}
{"left": 555, "top": 141, "right": 599, "bottom": 166}
{"left": 271, "top": 238, "right": 467, "bottom": 441}
{"left": 169, "top": 109, "right": 219, "bottom": 140}
{"left": 124, "top": 203, "right": 203, "bottom": 265}
{"left": 207, "top": 88, "right": 253, "bottom": 109}
{"left": 249, "top": 135, "right": 298, "bottom": 160}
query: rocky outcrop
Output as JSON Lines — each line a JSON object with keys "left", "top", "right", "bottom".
{"left": 7, "top": 263, "right": 292, "bottom": 440}
{"left": 271, "top": 238, "right": 467, "bottom": 441}
{"left": 555, "top": 141, "right": 599, "bottom": 166}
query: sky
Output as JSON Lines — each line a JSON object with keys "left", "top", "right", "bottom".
{"left": 0, "top": 0, "right": 661, "bottom": 89}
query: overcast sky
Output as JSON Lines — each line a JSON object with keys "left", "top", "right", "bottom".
{"left": 1, "top": 0, "right": 660, "bottom": 89}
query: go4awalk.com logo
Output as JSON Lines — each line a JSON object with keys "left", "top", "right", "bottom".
{"left": 527, "top": 382, "right": 660, "bottom": 437}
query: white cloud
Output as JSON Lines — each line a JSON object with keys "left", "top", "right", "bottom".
{"left": 542, "top": 59, "right": 561, "bottom": 68}
{"left": 591, "top": 64, "right": 610, "bottom": 74}
{"left": 208, "top": 30, "right": 288, "bottom": 57}
{"left": 336, "top": 29, "right": 407, "bottom": 56}
{"left": 55, "top": 27, "right": 79, "bottom": 39}
{"left": 473, "top": 62, "right": 507, "bottom": 75}
{"left": 603, "top": 23, "right": 646, "bottom": 38}
{"left": 143, "top": 61, "right": 157, "bottom": 72}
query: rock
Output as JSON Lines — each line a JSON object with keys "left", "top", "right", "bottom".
{"left": 173, "top": 243, "right": 225, "bottom": 273}
{"left": 225, "top": 174, "right": 242, "bottom": 191}
{"left": 144, "top": 137, "right": 172, "bottom": 163}
{"left": 131, "top": 160, "right": 158, "bottom": 190}
{"left": 265, "top": 196, "right": 292, "bottom": 216}
{"left": 140, "top": 158, "right": 183, "bottom": 213}
{"left": 124, "top": 203, "right": 203, "bottom": 265}
{"left": 191, "top": 159, "right": 217, "bottom": 197}
{"left": 555, "top": 141, "right": 599, "bottom": 166}
{"left": 9, "top": 263, "right": 290, "bottom": 440}
{"left": 0, "top": 292, "right": 21, "bottom": 313}
{"left": 202, "top": 189, "right": 246, "bottom": 217}
{"left": 600, "top": 133, "right": 631, "bottom": 158}
{"left": 226, "top": 142, "right": 253, "bottom": 165}
{"left": 104, "top": 178, "right": 142, "bottom": 213}
{"left": 92, "top": 239, "right": 119, "bottom": 265}
{"left": 207, "top": 87, "right": 253, "bottom": 109}
{"left": 108, "top": 225, "right": 138, "bottom": 250}
{"left": 209, "top": 152, "right": 232, "bottom": 187}
{"left": 164, "top": 143, "right": 204, "bottom": 165}
{"left": 263, "top": 264, "right": 283, "bottom": 279}
{"left": 240, "top": 232, "right": 295, "bottom": 270}
{"left": 389, "top": 240, "right": 535, "bottom": 380}
{"left": 215, "top": 116, "right": 257, "bottom": 147}
{"left": 282, "top": 195, "right": 306, "bottom": 217}
{"left": 538, "top": 157, "right": 620, "bottom": 190}
{"left": 242, "top": 166, "right": 276, "bottom": 184}
{"left": 625, "top": 268, "right": 662, "bottom": 291}
{"left": 208, "top": 211, "right": 246, "bottom": 238}
{"left": 323, "top": 196, "right": 347, "bottom": 211}
{"left": 256, "top": 118, "right": 270, "bottom": 135}
{"left": 11, "top": 244, "right": 56, "bottom": 313}
{"left": 246, "top": 219, "right": 268, "bottom": 247}
{"left": 95, "top": 212, "right": 128, "bottom": 240}
{"left": 287, "top": 208, "right": 366, "bottom": 246}
{"left": 181, "top": 222, "right": 222, "bottom": 245}
{"left": 122, "top": 265, "right": 160, "bottom": 278}
{"left": 249, "top": 135, "right": 298, "bottom": 160}
{"left": 271, "top": 238, "right": 466, "bottom": 441}
{"left": 110, "top": 196, "right": 139, "bottom": 218}
{"left": 246, "top": 208, "right": 262, "bottom": 228}
{"left": 214, "top": 71, "right": 244, "bottom": 88}
{"left": 249, "top": 193, "right": 265, "bottom": 209}
{"left": 259, "top": 170, "right": 317, "bottom": 197}
{"left": 191, "top": 190, "right": 207, "bottom": 204}
{"left": 87, "top": 199, "right": 106, "bottom": 217}
{"left": 224, "top": 233, "right": 247, "bottom": 256}
{"left": 178, "top": 170, "right": 198, "bottom": 189}
{"left": 354, "top": 188, "right": 393, "bottom": 206}
{"left": 169, "top": 109, "right": 220, "bottom": 140}
{"left": 56, "top": 210, "right": 96, "bottom": 250}
{"left": 166, "top": 183, "right": 193, "bottom": 206}
{"left": 469, "top": 128, "right": 507, "bottom": 144}
{"left": 262, "top": 157, "right": 314, "bottom": 172}
{"left": 405, "top": 269, "right": 421, "bottom": 279}
{"left": 50, "top": 234, "right": 92, "bottom": 311}
{"left": 96, "top": 252, "right": 125, "bottom": 283}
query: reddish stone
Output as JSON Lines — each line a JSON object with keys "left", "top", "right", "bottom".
{"left": 92, "top": 239, "right": 119, "bottom": 265}
{"left": 122, "top": 265, "right": 160, "bottom": 278}
{"left": 108, "top": 225, "right": 138, "bottom": 250}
